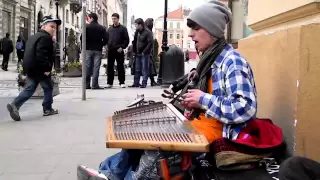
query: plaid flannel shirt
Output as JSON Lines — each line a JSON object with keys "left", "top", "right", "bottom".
{"left": 199, "top": 44, "right": 257, "bottom": 140}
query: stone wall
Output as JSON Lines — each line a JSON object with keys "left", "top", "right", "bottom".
{"left": 238, "top": 21, "right": 320, "bottom": 162}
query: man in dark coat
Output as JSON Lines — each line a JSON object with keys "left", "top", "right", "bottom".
{"left": 1, "top": 33, "right": 14, "bottom": 71}
{"left": 81, "top": 12, "right": 108, "bottom": 89}
{"left": 105, "top": 13, "right": 129, "bottom": 88}
{"left": 130, "top": 18, "right": 153, "bottom": 88}
{"left": 6, "top": 16, "right": 61, "bottom": 121}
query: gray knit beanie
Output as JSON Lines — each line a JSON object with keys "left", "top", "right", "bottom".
{"left": 187, "top": 0, "right": 232, "bottom": 38}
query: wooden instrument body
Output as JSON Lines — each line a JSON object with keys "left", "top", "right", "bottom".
{"left": 106, "top": 103, "right": 209, "bottom": 152}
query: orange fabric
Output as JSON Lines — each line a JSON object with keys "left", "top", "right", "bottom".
{"left": 190, "top": 76, "right": 223, "bottom": 143}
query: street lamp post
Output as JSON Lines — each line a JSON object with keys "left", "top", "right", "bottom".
{"left": 70, "top": 0, "right": 86, "bottom": 100}
{"left": 157, "top": 0, "right": 169, "bottom": 85}
{"left": 81, "top": 0, "right": 87, "bottom": 100}
{"left": 55, "top": 0, "right": 61, "bottom": 73}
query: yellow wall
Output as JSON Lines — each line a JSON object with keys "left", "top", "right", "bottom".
{"left": 248, "top": 0, "right": 316, "bottom": 25}
{"left": 238, "top": 27, "right": 300, "bottom": 157}
{"left": 239, "top": 24, "right": 320, "bottom": 160}
{"left": 239, "top": 0, "right": 320, "bottom": 160}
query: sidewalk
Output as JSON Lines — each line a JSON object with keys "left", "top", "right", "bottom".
{"left": 0, "top": 86, "right": 167, "bottom": 179}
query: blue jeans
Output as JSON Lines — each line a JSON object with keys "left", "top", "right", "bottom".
{"left": 12, "top": 76, "right": 53, "bottom": 111}
{"left": 134, "top": 54, "right": 150, "bottom": 86}
{"left": 99, "top": 149, "right": 143, "bottom": 180}
{"left": 86, "top": 50, "right": 102, "bottom": 88}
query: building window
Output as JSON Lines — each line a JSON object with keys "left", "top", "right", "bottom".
{"left": 169, "top": 33, "right": 173, "bottom": 39}
{"left": 188, "top": 42, "right": 191, "bottom": 48}
{"left": 65, "top": 28, "right": 69, "bottom": 45}
{"left": 66, "top": 10, "right": 69, "bottom": 23}
{"left": 76, "top": 16, "right": 79, "bottom": 27}
{"left": 176, "top": 33, "right": 180, "bottom": 39}
{"left": 177, "top": 22, "right": 180, "bottom": 29}
{"left": 86, "top": 0, "right": 89, "bottom": 9}
{"left": 170, "top": 22, "right": 173, "bottom": 28}
{"left": 72, "top": 13, "right": 74, "bottom": 25}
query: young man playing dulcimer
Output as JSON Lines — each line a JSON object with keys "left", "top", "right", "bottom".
{"left": 77, "top": 1, "right": 258, "bottom": 179}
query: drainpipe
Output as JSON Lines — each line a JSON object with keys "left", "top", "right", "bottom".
{"left": 34, "top": 4, "right": 36, "bottom": 34}
{"left": 227, "top": 0, "right": 232, "bottom": 44}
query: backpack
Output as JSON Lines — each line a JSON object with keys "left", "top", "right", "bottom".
{"left": 16, "top": 41, "right": 23, "bottom": 50}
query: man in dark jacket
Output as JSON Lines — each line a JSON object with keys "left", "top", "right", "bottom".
{"left": 130, "top": 18, "right": 153, "bottom": 88}
{"left": 1, "top": 33, "right": 14, "bottom": 71}
{"left": 6, "top": 16, "right": 61, "bottom": 121}
{"left": 105, "top": 13, "right": 129, "bottom": 88}
{"left": 81, "top": 13, "right": 108, "bottom": 89}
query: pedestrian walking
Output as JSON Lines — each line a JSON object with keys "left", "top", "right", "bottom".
{"left": 0, "top": 33, "right": 14, "bottom": 71}
{"left": 6, "top": 16, "right": 61, "bottom": 121}
{"left": 105, "top": 13, "right": 129, "bottom": 88}
{"left": 16, "top": 35, "right": 25, "bottom": 70}
{"left": 81, "top": 12, "right": 108, "bottom": 90}
{"left": 130, "top": 18, "right": 153, "bottom": 88}
{"left": 185, "top": 50, "right": 190, "bottom": 62}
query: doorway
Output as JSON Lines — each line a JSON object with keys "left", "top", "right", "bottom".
{"left": 19, "top": 17, "right": 29, "bottom": 41}
{"left": 2, "top": 10, "right": 11, "bottom": 37}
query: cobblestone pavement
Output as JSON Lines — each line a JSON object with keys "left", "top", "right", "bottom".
{"left": 0, "top": 84, "right": 166, "bottom": 180}
{"left": 0, "top": 64, "right": 136, "bottom": 97}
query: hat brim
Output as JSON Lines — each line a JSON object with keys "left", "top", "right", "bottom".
{"left": 43, "top": 19, "right": 62, "bottom": 26}
{"left": 51, "top": 19, "right": 62, "bottom": 26}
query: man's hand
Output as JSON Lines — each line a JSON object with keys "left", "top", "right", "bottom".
{"left": 44, "top": 72, "right": 50, "bottom": 76}
{"left": 188, "top": 70, "right": 197, "bottom": 81}
{"left": 181, "top": 89, "right": 204, "bottom": 109}
{"left": 117, "top": 47, "right": 123, "bottom": 53}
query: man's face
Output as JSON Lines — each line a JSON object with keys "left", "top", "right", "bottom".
{"left": 188, "top": 26, "right": 215, "bottom": 52}
{"left": 112, "top": 16, "right": 119, "bottom": 25}
{"left": 135, "top": 24, "right": 142, "bottom": 31}
{"left": 88, "top": 17, "right": 93, "bottom": 23}
{"left": 42, "top": 22, "right": 57, "bottom": 36}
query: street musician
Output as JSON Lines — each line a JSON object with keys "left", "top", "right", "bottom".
{"left": 77, "top": 1, "right": 258, "bottom": 179}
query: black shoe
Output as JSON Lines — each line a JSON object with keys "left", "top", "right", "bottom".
{"left": 86, "top": 86, "right": 91, "bottom": 90}
{"left": 43, "top": 109, "right": 59, "bottom": 116}
{"left": 92, "top": 86, "right": 104, "bottom": 90}
{"left": 7, "top": 104, "right": 21, "bottom": 121}
{"left": 140, "top": 85, "right": 147, "bottom": 88}
{"left": 129, "top": 84, "right": 141, "bottom": 88}
{"left": 151, "top": 82, "right": 159, "bottom": 86}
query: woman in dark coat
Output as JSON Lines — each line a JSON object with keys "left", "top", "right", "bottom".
{"left": 145, "top": 18, "right": 159, "bottom": 86}
{"left": 16, "top": 35, "right": 25, "bottom": 70}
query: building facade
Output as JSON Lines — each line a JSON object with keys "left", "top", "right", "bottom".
{"left": 126, "top": 0, "right": 134, "bottom": 43}
{"left": 154, "top": 0, "right": 248, "bottom": 60}
{"left": 0, "top": 0, "right": 128, "bottom": 62}
{"left": 107, "top": 0, "right": 122, "bottom": 25}
{"left": 155, "top": 7, "right": 197, "bottom": 60}
{"left": 0, "top": 0, "right": 36, "bottom": 61}
{"left": 36, "top": 0, "right": 83, "bottom": 60}
{"left": 86, "top": 0, "right": 108, "bottom": 27}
